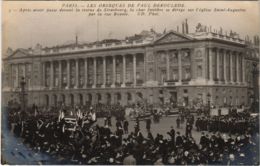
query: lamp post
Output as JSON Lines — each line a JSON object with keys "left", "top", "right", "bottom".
{"left": 20, "top": 76, "right": 26, "bottom": 111}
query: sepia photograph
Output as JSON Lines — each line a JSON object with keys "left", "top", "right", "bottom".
{"left": 1, "top": 1, "right": 260, "bottom": 165}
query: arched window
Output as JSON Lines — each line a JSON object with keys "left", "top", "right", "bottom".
{"left": 61, "top": 94, "right": 65, "bottom": 104}
{"left": 127, "top": 93, "right": 132, "bottom": 101}
{"left": 53, "top": 94, "right": 57, "bottom": 107}
{"left": 107, "top": 93, "right": 111, "bottom": 104}
{"left": 70, "top": 94, "right": 74, "bottom": 106}
{"left": 97, "top": 93, "right": 102, "bottom": 103}
{"left": 197, "top": 65, "right": 202, "bottom": 77}
{"left": 79, "top": 94, "right": 83, "bottom": 106}
{"left": 88, "top": 94, "right": 92, "bottom": 103}
{"left": 45, "top": 95, "right": 49, "bottom": 106}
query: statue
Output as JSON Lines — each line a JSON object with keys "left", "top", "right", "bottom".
{"left": 229, "top": 30, "right": 239, "bottom": 38}
{"left": 195, "top": 23, "right": 207, "bottom": 32}
{"left": 219, "top": 27, "right": 223, "bottom": 35}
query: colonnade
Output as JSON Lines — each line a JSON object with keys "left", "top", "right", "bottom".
{"left": 208, "top": 48, "right": 245, "bottom": 84}
{"left": 42, "top": 53, "right": 144, "bottom": 89}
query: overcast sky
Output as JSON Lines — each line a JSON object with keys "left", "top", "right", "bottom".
{"left": 2, "top": 1, "right": 260, "bottom": 52}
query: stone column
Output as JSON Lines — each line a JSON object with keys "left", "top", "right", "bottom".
{"left": 223, "top": 50, "right": 227, "bottom": 83}
{"left": 111, "top": 56, "right": 116, "bottom": 88}
{"left": 236, "top": 53, "right": 240, "bottom": 84}
{"left": 122, "top": 55, "right": 126, "bottom": 87}
{"left": 230, "top": 52, "right": 234, "bottom": 83}
{"left": 84, "top": 58, "right": 88, "bottom": 88}
{"left": 242, "top": 54, "right": 246, "bottom": 84}
{"left": 22, "top": 64, "right": 26, "bottom": 78}
{"left": 102, "top": 57, "right": 106, "bottom": 88}
{"left": 133, "top": 54, "right": 137, "bottom": 86}
{"left": 50, "top": 61, "right": 54, "bottom": 89}
{"left": 216, "top": 48, "right": 220, "bottom": 81}
{"left": 42, "top": 62, "right": 46, "bottom": 88}
{"left": 92, "top": 58, "right": 96, "bottom": 88}
{"left": 233, "top": 52, "right": 237, "bottom": 83}
{"left": 75, "top": 59, "right": 79, "bottom": 88}
{"left": 9, "top": 63, "right": 13, "bottom": 89}
{"left": 239, "top": 54, "right": 242, "bottom": 84}
{"left": 16, "top": 64, "right": 19, "bottom": 88}
{"left": 59, "top": 61, "right": 62, "bottom": 88}
{"left": 66, "top": 60, "right": 70, "bottom": 89}
{"left": 166, "top": 51, "right": 170, "bottom": 81}
{"left": 178, "top": 50, "right": 182, "bottom": 84}
{"left": 143, "top": 53, "right": 146, "bottom": 84}
{"left": 208, "top": 48, "right": 214, "bottom": 83}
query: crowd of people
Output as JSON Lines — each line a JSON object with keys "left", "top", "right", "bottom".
{"left": 3, "top": 103, "right": 260, "bottom": 165}
{"left": 195, "top": 112, "right": 259, "bottom": 135}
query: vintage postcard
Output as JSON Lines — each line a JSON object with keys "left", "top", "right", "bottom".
{"left": 1, "top": 1, "right": 259, "bottom": 165}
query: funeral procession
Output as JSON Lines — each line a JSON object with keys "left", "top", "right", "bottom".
{"left": 1, "top": 19, "right": 260, "bottom": 165}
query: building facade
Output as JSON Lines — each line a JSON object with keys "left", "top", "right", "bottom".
{"left": 2, "top": 22, "right": 259, "bottom": 108}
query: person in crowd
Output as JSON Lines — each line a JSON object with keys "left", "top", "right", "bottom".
{"left": 146, "top": 118, "right": 152, "bottom": 133}
{"left": 176, "top": 116, "right": 181, "bottom": 129}
{"left": 4, "top": 103, "right": 259, "bottom": 165}
{"left": 186, "top": 122, "right": 192, "bottom": 137}
{"left": 123, "top": 119, "right": 129, "bottom": 134}
{"left": 167, "top": 126, "right": 175, "bottom": 148}
{"left": 116, "top": 119, "right": 122, "bottom": 129}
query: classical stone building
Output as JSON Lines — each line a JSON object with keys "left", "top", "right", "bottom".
{"left": 2, "top": 22, "right": 259, "bottom": 108}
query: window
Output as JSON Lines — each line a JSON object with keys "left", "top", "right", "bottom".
{"left": 197, "top": 65, "right": 202, "bottom": 77}
{"left": 223, "top": 97, "right": 227, "bottom": 104}
{"left": 170, "top": 53, "right": 178, "bottom": 63}
{"left": 106, "top": 73, "right": 111, "bottom": 84}
{"left": 149, "top": 69, "right": 153, "bottom": 81}
{"left": 116, "top": 73, "right": 121, "bottom": 83}
{"left": 55, "top": 77, "right": 59, "bottom": 87}
{"left": 88, "top": 75, "right": 93, "bottom": 84}
{"left": 185, "top": 68, "right": 191, "bottom": 79}
{"left": 97, "top": 74, "right": 102, "bottom": 84}
{"left": 184, "top": 89, "right": 188, "bottom": 93}
{"left": 126, "top": 72, "right": 131, "bottom": 82}
{"left": 148, "top": 53, "right": 153, "bottom": 61}
{"left": 160, "top": 53, "right": 166, "bottom": 63}
{"left": 136, "top": 72, "right": 140, "bottom": 80}
{"left": 71, "top": 77, "right": 75, "bottom": 85}
{"left": 79, "top": 77, "right": 84, "bottom": 86}
{"left": 63, "top": 76, "right": 67, "bottom": 83}
{"left": 172, "top": 70, "right": 178, "bottom": 81}
{"left": 161, "top": 70, "right": 166, "bottom": 83}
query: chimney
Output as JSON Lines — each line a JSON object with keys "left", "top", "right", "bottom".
{"left": 76, "top": 34, "right": 78, "bottom": 45}
{"left": 182, "top": 22, "right": 185, "bottom": 34}
{"left": 185, "top": 19, "right": 189, "bottom": 34}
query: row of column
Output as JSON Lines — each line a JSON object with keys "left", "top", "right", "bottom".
{"left": 162, "top": 50, "right": 184, "bottom": 83}
{"left": 156, "top": 50, "right": 185, "bottom": 83}
{"left": 11, "top": 63, "right": 29, "bottom": 88}
{"left": 42, "top": 54, "right": 140, "bottom": 89}
{"left": 208, "top": 48, "right": 246, "bottom": 84}
{"left": 44, "top": 92, "right": 141, "bottom": 106}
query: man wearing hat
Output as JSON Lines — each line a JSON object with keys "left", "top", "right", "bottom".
{"left": 123, "top": 119, "right": 129, "bottom": 134}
